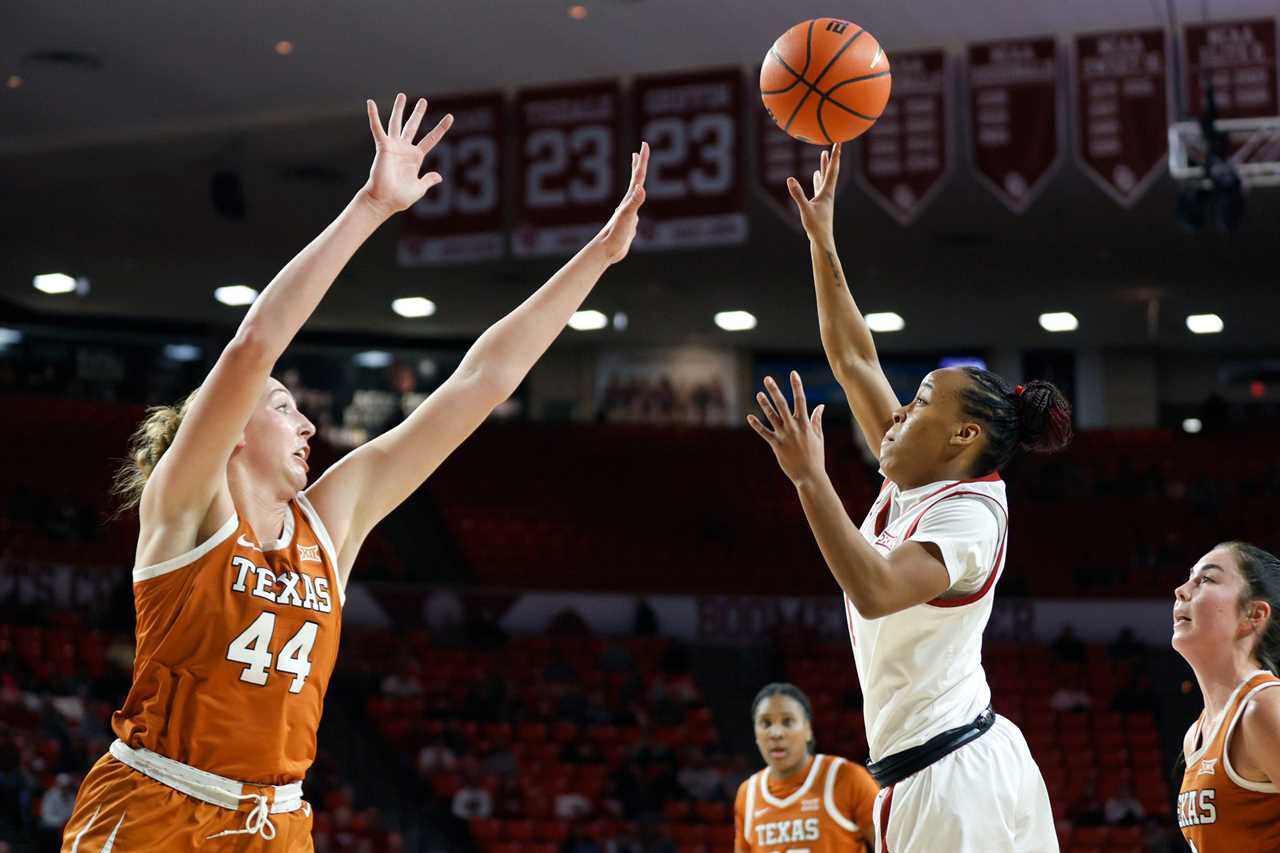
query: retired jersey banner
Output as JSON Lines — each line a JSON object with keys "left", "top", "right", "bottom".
{"left": 967, "top": 38, "right": 1062, "bottom": 213}
{"left": 398, "top": 93, "right": 505, "bottom": 266}
{"left": 753, "top": 84, "right": 853, "bottom": 230}
{"left": 513, "top": 80, "right": 622, "bottom": 258}
{"left": 1183, "top": 18, "right": 1278, "bottom": 119}
{"left": 629, "top": 68, "right": 747, "bottom": 250}
{"left": 1073, "top": 30, "right": 1170, "bottom": 208}
{"left": 855, "top": 49, "right": 950, "bottom": 225}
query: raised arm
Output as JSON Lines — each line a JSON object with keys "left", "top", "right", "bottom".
{"left": 306, "top": 144, "right": 651, "bottom": 583}
{"left": 139, "top": 94, "right": 453, "bottom": 538}
{"left": 787, "top": 143, "right": 899, "bottom": 458}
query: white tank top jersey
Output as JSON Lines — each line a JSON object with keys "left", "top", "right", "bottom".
{"left": 847, "top": 473, "right": 1009, "bottom": 761}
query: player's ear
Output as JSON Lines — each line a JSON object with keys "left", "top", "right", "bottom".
{"left": 951, "top": 421, "right": 981, "bottom": 448}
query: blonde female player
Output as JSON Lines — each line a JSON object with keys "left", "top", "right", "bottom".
{"left": 1174, "top": 541, "right": 1280, "bottom": 852}
{"left": 61, "top": 93, "right": 650, "bottom": 851}
{"left": 747, "top": 143, "right": 1070, "bottom": 853}
{"left": 734, "top": 683, "right": 879, "bottom": 853}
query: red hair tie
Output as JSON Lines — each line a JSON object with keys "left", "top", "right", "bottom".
{"left": 1015, "top": 384, "right": 1026, "bottom": 397}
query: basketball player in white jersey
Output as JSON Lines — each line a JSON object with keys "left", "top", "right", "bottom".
{"left": 747, "top": 143, "right": 1071, "bottom": 852}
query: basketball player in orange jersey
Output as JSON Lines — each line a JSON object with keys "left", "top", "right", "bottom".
{"left": 1174, "top": 541, "right": 1280, "bottom": 852}
{"left": 734, "top": 684, "right": 879, "bottom": 853}
{"left": 61, "top": 93, "right": 651, "bottom": 851}
{"left": 748, "top": 143, "right": 1071, "bottom": 852}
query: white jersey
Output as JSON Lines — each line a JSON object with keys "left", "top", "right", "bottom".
{"left": 847, "top": 473, "right": 1008, "bottom": 761}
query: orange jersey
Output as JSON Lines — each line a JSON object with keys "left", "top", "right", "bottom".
{"left": 112, "top": 494, "right": 343, "bottom": 785}
{"left": 1178, "top": 671, "right": 1280, "bottom": 852}
{"left": 734, "top": 754, "right": 878, "bottom": 852}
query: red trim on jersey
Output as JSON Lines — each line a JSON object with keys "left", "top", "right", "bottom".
{"left": 902, "top": 491, "right": 1009, "bottom": 609}
{"left": 879, "top": 783, "right": 895, "bottom": 852}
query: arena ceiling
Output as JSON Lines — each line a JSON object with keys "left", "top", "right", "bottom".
{"left": 2, "top": 0, "right": 1277, "bottom": 354}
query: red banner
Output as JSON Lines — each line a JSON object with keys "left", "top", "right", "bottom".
{"left": 513, "top": 80, "right": 622, "bottom": 258}
{"left": 398, "top": 93, "right": 505, "bottom": 266}
{"left": 967, "top": 38, "right": 1062, "bottom": 213}
{"left": 1073, "top": 30, "right": 1170, "bottom": 208}
{"left": 753, "top": 83, "right": 853, "bottom": 230}
{"left": 855, "top": 49, "right": 950, "bottom": 225}
{"left": 629, "top": 68, "right": 747, "bottom": 250}
{"left": 1184, "top": 18, "right": 1278, "bottom": 119}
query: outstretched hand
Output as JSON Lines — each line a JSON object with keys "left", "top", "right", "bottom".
{"left": 361, "top": 93, "right": 455, "bottom": 218}
{"left": 748, "top": 372, "right": 827, "bottom": 485}
{"left": 786, "top": 142, "right": 841, "bottom": 242}
{"left": 593, "top": 142, "right": 650, "bottom": 265}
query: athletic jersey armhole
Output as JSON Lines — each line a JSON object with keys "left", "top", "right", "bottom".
{"left": 295, "top": 493, "right": 344, "bottom": 607}
{"left": 821, "top": 756, "right": 857, "bottom": 832}
{"left": 1222, "top": 681, "right": 1280, "bottom": 793}
{"left": 742, "top": 771, "right": 758, "bottom": 842}
{"left": 132, "top": 513, "right": 238, "bottom": 583}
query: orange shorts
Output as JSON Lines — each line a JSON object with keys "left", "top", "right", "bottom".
{"left": 62, "top": 753, "right": 314, "bottom": 851}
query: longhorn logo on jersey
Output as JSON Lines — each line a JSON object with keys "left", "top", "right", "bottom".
{"left": 230, "top": 556, "right": 333, "bottom": 613}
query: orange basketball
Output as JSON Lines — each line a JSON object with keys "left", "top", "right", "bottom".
{"left": 761, "top": 18, "right": 892, "bottom": 144}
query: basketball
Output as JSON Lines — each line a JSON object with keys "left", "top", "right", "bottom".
{"left": 761, "top": 18, "right": 892, "bottom": 144}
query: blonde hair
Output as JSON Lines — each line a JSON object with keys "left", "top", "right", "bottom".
{"left": 111, "top": 389, "right": 200, "bottom": 513}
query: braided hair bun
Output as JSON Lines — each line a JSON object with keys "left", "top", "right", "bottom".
{"left": 1015, "top": 380, "right": 1073, "bottom": 454}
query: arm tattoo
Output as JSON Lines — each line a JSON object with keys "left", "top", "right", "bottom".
{"left": 822, "top": 249, "right": 849, "bottom": 293}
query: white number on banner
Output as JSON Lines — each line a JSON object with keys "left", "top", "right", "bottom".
{"left": 413, "top": 137, "right": 498, "bottom": 217}
{"left": 641, "top": 114, "right": 735, "bottom": 199}
{"left": 227, "top": 612, "right": 319, "bottom": 693}
{"left": 525, "top": 126, "right": 613, "bottom": 208}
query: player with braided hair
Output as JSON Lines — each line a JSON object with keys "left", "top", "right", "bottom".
{"left": 748, "top": 143, "right": 1070, "bottom": 852}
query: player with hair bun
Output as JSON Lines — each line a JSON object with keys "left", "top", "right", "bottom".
{"left": 747, "top": 143, "right": 1070, "bottom": 852}
{"left": 734, "top": 683, "right": 879, "bottom": 853}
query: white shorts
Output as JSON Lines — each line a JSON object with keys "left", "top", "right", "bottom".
{"left": 872, "top": 715, "right": 1058, "bottom": 853}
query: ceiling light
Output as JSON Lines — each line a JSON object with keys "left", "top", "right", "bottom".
{"left": 1038, "top": 312, "right": 1078, "bottom": 333}
{"left": 612, "top": 311, "right": 628, "bottom": 332}
{"left": 164, "top": 344, "right": 202, "bottom": 362}
{"left": 1182, "top": 418, "right": 1203, "bottom": 434}
{"left": 714, "top": 310, "right": 757, "bottom": 332}
{"left": 568, "top": 5, "right": 588, "bottom": 19}
{"left": 392, "top": 297, "right": 436, "bottom": 318}
{"left": 939, "top": 356, "right": 987, "bottom": 370}
{"left": 0, "top": 328, "right": 21, "bottom": 346}
{"left": 274, "top": 40, "right": 294, "bottom": 55}
{"left": 5, "top": 75, "right": 21, "bottom": 90}
{"left": 33, "top": 273, "right": 76, "bottom": 294}
{"left": 353, "top": 350, "right": 393, "bottom": 369}
{"left": 214, "top": 285, "right": 258, "bottom": 306}
{"left": 865, "top": 312, "right": 905, "bottom": 333}
{"left": 1185, "top": 313, "right": 1223, "bottom": 334}
{"left": 569, "top": 310, "right": 607, "bottom": 331}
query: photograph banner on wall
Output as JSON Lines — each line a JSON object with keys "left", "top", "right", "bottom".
{"left": 629, "top": 68, "right": 747, "bottom": 250}
{"left": 967, "top": 37, "right": 1062, "bottom": 213}
{"left": 1183, "top": 18, "right": 1278, "bottom": 119}
{"left": 398, "top": 93, "right": 505, "bottom": 266}
{"left": 753, "top": 84, "right": 853, "bottom": 231}
{"left": 854, "top": 49, "right": 950, "bottom": 225}
{"left": 513, "top": 80, "right": 622, "bottom": 258}
{"left": 1072, "top": 30, "right": 1170, "bottom": 208}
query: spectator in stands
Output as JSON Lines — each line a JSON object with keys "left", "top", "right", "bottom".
{"left": 1103, "top": 781, "right": 1145, "bottom": 825}
{"left": 1110, "top": 672, "right": 1157, "bottom": 714}
{"left": 1050, "top": 624, "right": 1086, "bottom": 664}
{"left": 1067, "top": 779, "right": 1104, "bottom": 825}
{"left": 676, "top": 747, "right": 724, "bottom": 801}
{"left": 1141, "top": 815, "right": 1183, "bottom": 853}
{"left": 1049, "top": 678, "right": 1092, "bottom": 713}
{"left": 632, "top": 599, "right": 658, "bottom": 636}
{"left": 423, "top": 589, "right": 466, "bottom": 646}
{"left": 380, "top": 658, "right": 424, "bottom": 698}
{"left": 480, "top": 742, "right": 516, "bottom": 776}
{"left": 554, "top": 787, "right": 593, "bottom": 820}
{"left": 417, "top": 737, "right": 457, "bottom": 777}
{"left": 1108, "top": 627, "right": 1147, "bottom": 666}
{"left": 450, "top": 772, "right": 493, "bottom": 820}
{"left": 37, "top": 772, "right": 76, "bottom": 849}
{"left": 544, "top": 650, "right": 579, "bottom": 684}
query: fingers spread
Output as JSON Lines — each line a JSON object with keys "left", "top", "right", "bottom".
{"left": 763, "top": 376, "right": 792, "bottom": 424}
{"left": 786, "top": 176, "right": 807, "bottom": 206}
{"left": 746, "top": 414, "right": 778, "bottom": 444}
{"left": 418, "top": 171, "right": 443, "bottom": 192}
{"left": 402, "top": 97, "right": 428, "bottom": 141}
{"left": 756, "top": 390, "right": 783, "bottom": 431}
{"left": 790, "top": 370, "right": 807, "bottom": 420}
{"left": 367, "top": 100, "right": 386, "bottom": 141}
{"left": 632, "top": 141, "right": 650, "bottom": 189}
{"left": 417, "top": 113, "right": 454, "bottom": 152}
{"left": 812, "top": 404, "right": 825, "bottom": 435}
{"left": 389, "top": 92, "right": 407, "bottom": 137}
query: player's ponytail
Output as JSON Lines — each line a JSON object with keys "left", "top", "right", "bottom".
{"left": 959, "top": 368, "right": 1073, "bottom": 475}
{"left": 752, "top": 682, "right": 817, "bottom": 756}
{"left": 111, "top": 388, "right": 199, "bottom": 514}
{"left": 1223, "top": 541, "right": 1280, "bottom": 676}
